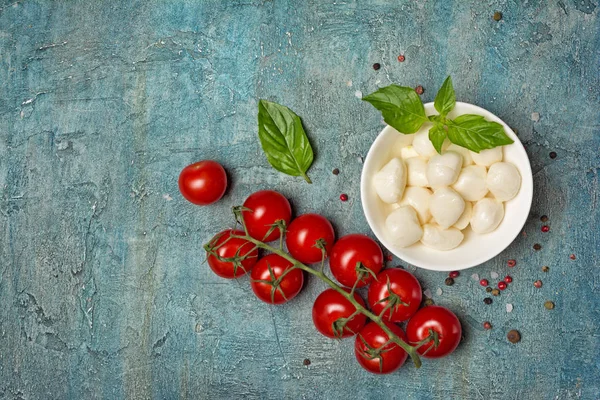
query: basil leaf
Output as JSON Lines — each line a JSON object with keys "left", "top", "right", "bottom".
{"left": 362, "top": 85, "right": 427, "bottom": 134}
{"left": 429, "top": 124, "right": 447, "bottom": 154}
{"left": 447, "top": 114, "right": 514, "bottom": 153}
{"left": 434, "top": 76, "right": 456, "bottom": 117}
{"left": 257, "top": 100, "right": 314, "bottom": 183}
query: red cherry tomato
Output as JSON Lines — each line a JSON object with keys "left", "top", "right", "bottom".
{"left": 329, "top": 234, "right": 383, "bottom": 288}
{"left": 206, "top": 230, "right": 257, "bottom": 279}
{"left": 250, "top": 254, "right": 304, "bottom": 304}
{"left": 405, "top": 305, "right": 462, "bottom": 359}
{"left": 368, "top": 269, "right": 422, "bottom": 322}
{"left": 242, "top": 190, "right": 292, "bottom": 242}
{"left": 312, "top": 288, "right": 367, "bottom": 339}
{"left": 179, "top": 160, "right": 227, "bottom": 205}
{"left": 285, "top": 214, "right": 335, "bottom": 264}
{"left": 354, "top": 321, "right": 408, "bottom": 374}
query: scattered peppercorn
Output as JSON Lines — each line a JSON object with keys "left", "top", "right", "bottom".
{"left": 386, "top": 254, "right": 393, "bottom": 262}
{"left": 507, "top": 259, "right": 516, "bottom": 268}
{"left": 498, "top": 281, "right": 507, "bottom": 290}
{"left": 373, "top": 63, "right": 381, "bottom": 70}
{"left": 491, "top": 289, "right": 500, "bottom": 296}
{"left": 303, "top": 358, "right": 311, "bottom": 366}
{"left": 541, "top": 225, "right": 550, "bottom": 233}
{"left": 534, "top": 280, "right": 543, "bottom": 288}
{"left": 549, "top": 151, "right": 557, "bottom": 159}
{"left": 445, "top": 277, "right": 455, "bottom": 286}
{"left": 340, "top": 193, "right": 348, "bottom": 202}
{"left": 483, "top": 321, "right": 492, "bottom": 330}
{"left": 480, "top": 278, "right": 489, "bottom": 287}
{"left": 507, "top": 330, "right": 521, "bottom": 344}
{"left": 486, "top": 287, "right": 493, "bottom": 293}
{"left": 544, "top": 300, "right": 555, "bottom": 310}
{"left": 483, "top": 297, "right": 493, "bottom": 305}
{"left": 540, "top": 215, "right": 548, "bottom": 222}
{"left": 423, "top": 298, "right": 435, "bottom": 306}
{"left": 449, "top": 271, "right": 460, "bottom": 279}
{"left": 398, "top": 54, "right": 405, "bottom": 62}
{"left": 569, "top": 254, "right": 576, "bottom": 260}
{"left": 415, "top": 85, "right": 424, "bottom": 95}
{"left": 332, "top": 168, "right": 340, "bottom": 175}
{"left": 533, "top": 243, "right": 542, "bottom": 251}
{"left": 542, "top": 266, "right": 549, "bottom": 272}
{"left": 504, "top": 275, "right": 513, "bottom": 283}
{"left": 493, "top": 11, "right": 503, "bottom": 21}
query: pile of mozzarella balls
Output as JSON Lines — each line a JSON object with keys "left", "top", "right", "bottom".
{"left": 373, "top": 130, "right": 521, "bottom": 251}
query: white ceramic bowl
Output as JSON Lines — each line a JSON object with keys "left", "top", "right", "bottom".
{"left": 361, "top": 102, "right": 533, "bottom": 271}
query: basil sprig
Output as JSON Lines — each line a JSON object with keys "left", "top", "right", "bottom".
{"left": 363, "top": 76, "right": 514, "bottom": 153}
{"left": 257, "top": 100, "right": 314, "bottom": 183}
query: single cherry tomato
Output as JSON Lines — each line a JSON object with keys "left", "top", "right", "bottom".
{"left": 242, "top": 190, "right": 292, "bottom": 242}
{"left": 285, "top": 213, "right": 335, "bottom": 264}
{"left": 329, "top": 234, "right": 383, "bottom": 288}
{"left": 368, "top": 269, "right": 422, "bottom": 322}
{"left": 250, "top": 254, "right": 304, "bottom": 304}
{"left": 405, "top": 305, "right": 462, "bottom": 359}
{"left": 354, "top": 321, "right": 408, "bottom": 374}
{"left": 179, "top": 160, "right": 227, "bottom": 205}
{"left": 206, "top": 230, "right": 257, "bottom": 279}
{"left": 312, "top": 288, "right": 367, "bottom": 338}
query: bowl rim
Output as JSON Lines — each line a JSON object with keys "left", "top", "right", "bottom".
{"left": 360, "top": 101, "right": 534, "bottom": 271}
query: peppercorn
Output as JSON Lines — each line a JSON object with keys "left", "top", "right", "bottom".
{"left": 507, "top": 259, "right": 516, "bottom": 268}
{"left": 480, "top": 278, "right": 489, "bottom": 287}
{"left": 541, "top": 225, "right": 550, "bottom": 233}
{"left": 507, "top": 330, "right": 521, "bottom": 343}
{"left": 340, "top": 193, "right": 348, "bottom": 202}
{"left": 540, "top": 215, "right": 548, "bottom": 222}
{"left": 397, "top": 54, "right": 405, "bottom": 62}
{"left": 445, "top": 277, "right": 454, "bottom": 286}
{"left": 373, "top": 63, "right": 381, "bottom": 70}
{"left": 504, "top": 275, "right": 513, "bottom": 283}
{"left": 544, "top": 300, "right": 555, "bottom": 310}
{"left": 491, "top": 289, "right": 500, "bottom": 296}
{"left": 493, "top": 11, "right": 503, "bottom": 21}
{"left": 483, "top": 297, "right": 493, "bottom": 305}
{"left": 498, "top": 281, "right": 507, "bottom": 290}
{"left": 570, "top": 254, "right": 576, "bottom": 260}
{"left": 449, "top": 271, "right": 460, "bottom": 278}
{"left": 332, "top": 168, "right": 340, "bottom": 175}
{"left": 483, "top": 321, "right": 492, "bottom": 330}
{"left": 549, "top": 151, "right": 557, "bottom": 159}
{"left": 534, "top": 280, "right": 543, "bottom": 288}
{"left": 533, "top": 243, "right": 542, "bottom": 251}
{"left": 486, "top": 287, "right": 493, "bottom": 293}
{"left": 423, "top": 298, "right": 434, "bottom": 306}
{"left": 303, "top": 358, "right": 311, "bottom": 366}
{"left": 415, "top": 85, "right": 424, "bottom": 95}
{"left": 542, "top": 266, "right": 549, "bottom": 272}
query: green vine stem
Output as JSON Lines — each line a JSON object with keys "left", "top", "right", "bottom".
{"left": 226, "top": 227, "right": 424, "bottom": 368}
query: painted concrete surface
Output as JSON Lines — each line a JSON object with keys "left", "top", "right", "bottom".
{"left": 0, "top": 1, "right": 599, "bottom": 399}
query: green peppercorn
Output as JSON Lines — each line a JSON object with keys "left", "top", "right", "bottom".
{"left": 542, "top": 266, "right": 549, "bottom": 272}
{"left": 491, "top": 289, "right": 500, "bottom": 296}
{"left": 486, "top": 287, "right": 492, "bottom": 293}
{"left": 423, "top": 298, "right": 434, "bottom": 306}
{"left": 493, "top": 11, "right": 503, "bottom": 21}
{"left": 544, "top": 301, "right": 555, "bottom": 310}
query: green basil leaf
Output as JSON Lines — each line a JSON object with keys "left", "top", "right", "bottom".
{"left": 429, "top": 124, "right": 447, "bottom": 154}
{"left": 362, "top": 85, "right": 427, "bottom": 134}
{"left": 257, "top": 100, "right": 313, "bottom": 183}
{"left": 447, "top": 114, "right": 514, "bottom": 153}
{"left": 434, "top": 76, "right": 456, "bottom": 117}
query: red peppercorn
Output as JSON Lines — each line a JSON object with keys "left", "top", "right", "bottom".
{"left": 386, "top": 254, "right": 393, "bottom": 262}
{"left": 507, "top": 259, "right": 516, "bottom": 268}
{"left": 340, "top": 194, "right": 348, "bottom": 202}
{"left": 569, "top": 254, "right": 576, "bottom": 260}
{"left": 415, "top": 85, "right": 424, "bottom": 95}
{"left": 483, "top": 321, "right": 492, "bottom": 330}
{"left": 479, "top": 279, "right": 489, "bottom": 287}
{"left": 504, "top": 275, "right": 513, "bottom": 283}
{"left": 397, "top": 54, "right": 405, "bottom": 62}
{"left": 541, "top": 225, "right": 550, "bottom": 233}
{"left": 498, "top": 281, "right": 507, "bottom": 290}
{"left": 449, "top": 271, "right": 460, "bottom": 279}
{"left": 534, "top": 280, "right": 543, "bottom": 288}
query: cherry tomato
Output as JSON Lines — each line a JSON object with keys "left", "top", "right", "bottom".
{"left": 312, "top": 288, "right": 367, "bottom": 338}
{"left": 285, "top": 213, "right": 335, "bottom": 264}
{"left": 354, "top": 321, "right": 408, "bottom": 374}
{"left": 405, "top": 305, "right": 462, "bottom": 358}
{"left": 368, "top": 269, "right": 422, "bottom": 322}
{"left": 250, "top": 254, "right": 304, "bottom": 304}
{"left": 179, "top": 160, "right": 227, "bottom": 205}
{"left": 206, "top": 230, "right": 257, "bottom": 279}
{"left": 242, "top": 190, "right": 292, "bottom": 242}
{"left": 329, "top": 234, "right": 383, "bottom": 288}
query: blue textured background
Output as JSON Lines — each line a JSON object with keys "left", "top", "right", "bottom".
{"left": 1, "top": 1, "right": 599, "bottom": 399}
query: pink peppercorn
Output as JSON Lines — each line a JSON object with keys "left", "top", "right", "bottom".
{"left": 340, "top": 194, "right": 348, "bottom": 202}
{"left": 504, "top": 275, "right": 513, "bottom": 283}
{"left": 483, "top": 321, "right": 492, "bottom": 330}
{"left": 507, "top": 259, "right": 516, "bottom": 268}
{"left": 541, "top": 225, "right": 550, "bottom": 232}
{"left": 570, "top": 254, "right": 576, "bottom": 260}
{"left": 498, "top": 281, "right": 507, "bottom": 290}
{"left": 479, "top": 279, "right": 489, "bottom": 287}
{"left": 398, "top": 54, "right": 405, "bottom": 62}
{"left": 449, "top": 271, "right": 459, "bottom": 278}
{"left": 534, "top": 280, "right": 543, "bottom": 288}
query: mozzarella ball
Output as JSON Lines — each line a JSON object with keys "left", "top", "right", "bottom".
{"left": 426, "top": 151, "right": 463, "bottom": 188}
{"left": 421, "top": 224, "right": 464, "bottom": 251}
{"left": 385, "top": 206, "right": 423, "bottom": 248}
{"left": 446, "top": 144, "right": 473, "bottom": 166}
{"left": 429, "top": 187, "right": 466, "bottom": 229}
{"left": 470, "top": 147, "right": 503, "bottom": 167}
{"left": 453, "top": 201, "right": 473, "bottom": 230}
{"left": 412, "top": 130, "right": 438, "bottom": 157}
{"left": 390, "top": 132, "right": 415, "bottom": 158}
{"left": 399, "top": 187, "right": 432, "bottom": 224}
{"left": 405, "top": 157, "right": 429, "bottom": 187}
{"left": 374, "top": 158, "right": 407, "bottom": 204}
{"left": 452, "top": 165, "right": 488, "bottom": 201}
{"left": 400, "top": 145, "right": 420, "bottom": 159}
{"left": 471, "top": 198, "right": 504, "bottom": 234}
{"left": 487, "top": 162, "right": 521, "bottom": 201}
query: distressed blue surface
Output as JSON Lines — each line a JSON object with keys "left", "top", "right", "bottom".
{"left": 0, "top": 1, "right": 599, "bottom": 399}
